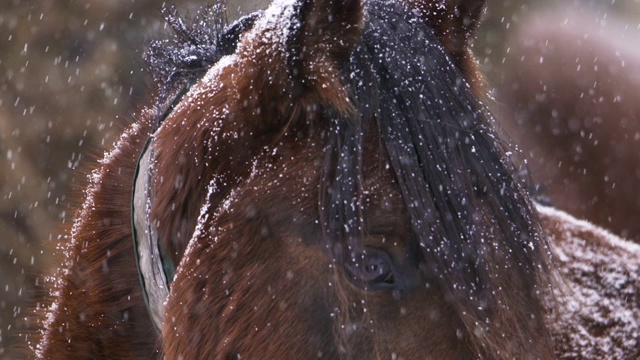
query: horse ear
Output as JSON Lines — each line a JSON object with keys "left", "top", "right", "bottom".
{"left": 410, "top": 0, "right": 485, "bottom": 57}
{"left": 286, "top": 0, "right": 364, "bottom": 107}
{"left": 405, "top": 0, "right": 486, "bottom": 92}
{"left": 289, "top": 0, "right": 363, "bottom": 63}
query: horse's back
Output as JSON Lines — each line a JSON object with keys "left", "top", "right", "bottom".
{"left": 540, "top": 205, "right": 640, "bottom": 359}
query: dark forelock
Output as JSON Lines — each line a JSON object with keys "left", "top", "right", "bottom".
{"left": 322, "top": 0, "right": 550, "bottom": 329}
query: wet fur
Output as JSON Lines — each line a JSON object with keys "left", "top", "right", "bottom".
{"left": 35, "top": 1, "right": 557, "bottom": 359}
{"left": 32, "top": 114, "right": 160, "bottom": 358}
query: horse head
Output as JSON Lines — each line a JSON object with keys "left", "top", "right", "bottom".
{"left": 35, "top": 1, "right": 559, "bottom": 359}
{"left": 148, "top": 0, "right": 555, "bottom": 358}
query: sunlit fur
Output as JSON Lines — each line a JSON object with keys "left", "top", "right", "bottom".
{"left": 34, "top": 0, "right": 558, "bottom": 359}
{"left": 32, "top": 114, "right": 159, "bottom": 358}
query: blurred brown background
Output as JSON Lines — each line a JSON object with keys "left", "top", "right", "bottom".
{"left": 1, "top": 0, "right": 638, "bottom": 358}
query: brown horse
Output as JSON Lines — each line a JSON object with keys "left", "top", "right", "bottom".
{"left": 32, "top": 0, "right": 639, "bottom": 359}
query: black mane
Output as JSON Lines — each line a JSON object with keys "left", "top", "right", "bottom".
{"left": 144, "top": 4, "right": 259, "bottom": 123}
{"left": 322, "top": 0, "right": 551, "bottom": 344}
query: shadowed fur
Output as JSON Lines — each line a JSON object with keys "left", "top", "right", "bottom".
{"left": 35, "top": 1, "right": 559, "bottom": 359}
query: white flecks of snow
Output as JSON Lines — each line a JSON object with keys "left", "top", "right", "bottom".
{"left": 37, "top": 107, "right": 153, "bottom": 357}
{"left": 245, "top": 0, "right": 299, "bottom": 58}
{"left": 537, "top": 204, "right": 640, "bottom": 359}
{"left": 167, "top": 53, "right": 240, "bottom": 125}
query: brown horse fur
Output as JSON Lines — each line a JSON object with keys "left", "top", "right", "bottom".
{"left": 540, "top": 205, "right": 640, "bottom": 359}
{"left": 150, "top": 0, "right": 365, "bottom": 263}
{"left": 493, "top": 9, "right": 640, "bottom": 242}
{"left": 31, "top": 113, "right": 160, "bottom": 358}
{"left": 407, "top": 0, "right": 488, "bottom": 94}
{"left": 31, "top": 0, "right": 638, "bottom": 359}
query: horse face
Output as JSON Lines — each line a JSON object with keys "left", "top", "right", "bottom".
{"left": 153, "top": 0, "right": 554, "bottom": 358}
{"left": 161, "top": 134, "right": 472, "bottom": 359}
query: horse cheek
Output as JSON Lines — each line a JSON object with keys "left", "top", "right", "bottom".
{"left": 162, "top": 193, "right": 335, "bottom": 359}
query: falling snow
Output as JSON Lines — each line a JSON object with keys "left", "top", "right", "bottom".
{"left": 2, "top": 0, "right": 640, "bottom": 359}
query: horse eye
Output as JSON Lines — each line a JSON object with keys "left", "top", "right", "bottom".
{"left": 346, "top": 250, "right": 396, "bottom": 289}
